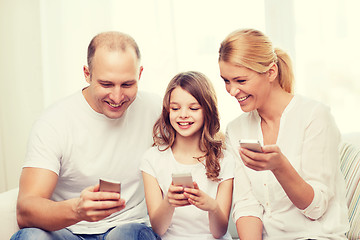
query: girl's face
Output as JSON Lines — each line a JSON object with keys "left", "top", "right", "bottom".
{"left": 169, "top": 86, "right": 204, "bottom": 139}
{"left": 219, "top": 60, "right": 271, "bottom": 112}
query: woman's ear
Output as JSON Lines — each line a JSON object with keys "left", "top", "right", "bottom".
{"left": 267, "top": 62, "right": 278, "bottom": 83}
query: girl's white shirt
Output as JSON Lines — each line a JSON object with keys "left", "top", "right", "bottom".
{"left": 228, "top": 94, "right": 349, "bottom": 239}
{"left": 140, "top": 146, "right": 235, "bottom": 240}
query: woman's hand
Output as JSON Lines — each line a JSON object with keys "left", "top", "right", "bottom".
{"left": 239, "top": 144, "right": 287, "bottom": 172}
{"left": 183, "top": 182, "right": 217, "bottom": 211}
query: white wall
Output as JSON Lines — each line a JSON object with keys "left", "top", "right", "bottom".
{"left": 0, "top": 0, "right": 44, "bottom": 191}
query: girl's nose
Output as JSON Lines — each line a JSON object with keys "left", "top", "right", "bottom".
{"left": 180, "top": 108, "right": 189, "bottom": 118}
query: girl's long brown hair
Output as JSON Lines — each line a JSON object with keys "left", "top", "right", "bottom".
{"left": 153, "top": 71, "right": 223, "bottom": 181}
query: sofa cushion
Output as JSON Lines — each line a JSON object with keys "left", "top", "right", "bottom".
{"left": 339, "top": 142, "right": 360, "bottom": 239}
{"left": 0, "top": 188, "right": 19, "bottom": 239}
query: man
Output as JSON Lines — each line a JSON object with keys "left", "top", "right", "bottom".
{"left": 11, "top": 32, "right": 161, "bottom": 239}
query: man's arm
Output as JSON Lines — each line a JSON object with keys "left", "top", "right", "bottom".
{"left": 16, "top": 167, "right": 125, "bottom": 231}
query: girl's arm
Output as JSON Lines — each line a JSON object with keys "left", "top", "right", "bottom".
{"left": 209, "top": 178, "right": 233, "bottom": 238}
{"left": 142, "top": 171, "right": 190, "bottom": 236}
{"left": 184, "top": 179, "right": 233, "bottom": 239}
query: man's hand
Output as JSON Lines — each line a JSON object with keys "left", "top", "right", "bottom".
{"left": 74, "top": 184, "right": 126, "bottom": 222}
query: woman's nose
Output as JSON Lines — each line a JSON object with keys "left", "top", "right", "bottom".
{"left": 229, "top": 85, "right": 240, "bottom": 97}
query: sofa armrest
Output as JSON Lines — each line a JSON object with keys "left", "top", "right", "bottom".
{"left": 339, "top": 133, "right": 360, "bottom": 239}
{"left": 0, "top": 188, "right": 19, "bottom": 239}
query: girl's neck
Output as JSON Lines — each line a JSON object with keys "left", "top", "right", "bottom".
{"left": 172, "top": 132, "right": 205, "bottom": 165}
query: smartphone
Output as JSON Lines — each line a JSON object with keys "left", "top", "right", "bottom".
{"left": 99, "top": 178, "right": 121, "bottom": 193}
{"left": 171, "top": 173, "right": 194, "bottom": 188}
{"left": 239, "top": 139, "right": 263, "bottom": 153}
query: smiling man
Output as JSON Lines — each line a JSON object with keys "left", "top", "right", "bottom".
{"left": 11, "top": 32, "right": 161, "bottom": 240}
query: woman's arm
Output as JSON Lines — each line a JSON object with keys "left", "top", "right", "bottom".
{"left": 236, "top": 216, "right": 263, "bottom": 240}
{"left": 240, "top": 146, "right": 314, "bottom": 210}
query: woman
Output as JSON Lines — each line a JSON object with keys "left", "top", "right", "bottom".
{"left": 218, "top": 28, "right": 349, "bottom": 239}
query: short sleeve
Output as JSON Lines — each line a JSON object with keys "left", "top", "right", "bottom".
{"left": 139, "top": 147, "right": 157, "bottom": 177}
{"left": 23, "top": 118, "right": 63, "bottom": 175}
{"left": 219, "top": 150, "right": 236, "bottom": 182}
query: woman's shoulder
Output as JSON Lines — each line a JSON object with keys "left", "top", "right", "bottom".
{"left": 293, "top": 95, "right": 332, "bottom": 118}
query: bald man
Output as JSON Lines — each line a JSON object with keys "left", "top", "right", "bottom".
{"left": 12, "top": 32, "right": 161, "bottom": 240}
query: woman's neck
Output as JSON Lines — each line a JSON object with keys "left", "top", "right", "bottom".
{"left": 258, "top": 86, "right": 293, "bottom": 124}
{"left": 257, "top": 86, "right": 293, "bottom": 145}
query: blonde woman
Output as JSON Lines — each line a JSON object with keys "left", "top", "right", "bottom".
{"left": 218, "top": 29, "right": 349, "bottom": 239}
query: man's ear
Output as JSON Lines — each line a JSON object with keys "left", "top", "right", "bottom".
{"left": 268, "top": 62, "right": 278, "bottom": 83}
{"left": 83, "top": 65, "right": 91, "bottom": 83}
{"left": 138, "top": 66, "right": 144, "bottom": 81}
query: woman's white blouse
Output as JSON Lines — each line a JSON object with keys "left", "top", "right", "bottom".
{"left": 228, "top": 95, "right": 349, "bottom": 239}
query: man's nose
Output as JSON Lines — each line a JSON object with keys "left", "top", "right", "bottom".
{"left": 109, "top": 87, "right": 123, "bottom": 103}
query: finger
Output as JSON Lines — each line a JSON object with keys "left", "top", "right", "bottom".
{"left": 93, "top": 198, "right": 125, "bottom": 210}
{"left": 240, "top": 151, "right": 265, "bottom": 170}
{"left": 262, "top": 144, "right": 280, "bottom": 153}
{"left": 240, "top": 147, "right": 264, "bottom": 160}
{"left": 92, "top": 191, "right": 121, "bottom": 201}
{"left": 169, "top": 184, "right": 184, "bottom": 193}
{"left": 168, "top": 199, "right": 190, "bottom": 206}
{"left": 193, "top": 181, "right": 199, "bottom": 190}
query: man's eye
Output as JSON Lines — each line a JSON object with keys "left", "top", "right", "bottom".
{"left": 101, "top": 83, "right": 112, "bottom": 87}
{"left": 122, "top": 83, "right": 133, "bottom": 88}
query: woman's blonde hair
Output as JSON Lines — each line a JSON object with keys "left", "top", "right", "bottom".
{"left": 153, "top": 71, "right": 223, "bottom": 181}
{"left": 219, "top": 28, "right": 294, "bottom": 93}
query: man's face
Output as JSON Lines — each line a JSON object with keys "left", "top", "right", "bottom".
{"left": 83, "top": 47, "right": 142, "bottom": 119}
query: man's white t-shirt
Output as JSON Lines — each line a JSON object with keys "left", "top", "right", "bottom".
{"left": 23, "top": 90, "right": 161, "bottom": 234}
{"left": 140, "top": 146, "right": 235, "bottom": 240}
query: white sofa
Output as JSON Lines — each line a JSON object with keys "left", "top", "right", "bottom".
{"left": 1, "top": 133, "right": 360, "bottom": 240}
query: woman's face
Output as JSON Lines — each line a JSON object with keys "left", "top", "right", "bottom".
{"left": 219, "top": 60, "right": 271, "bottom": 112}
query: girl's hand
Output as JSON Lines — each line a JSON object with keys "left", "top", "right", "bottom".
{"left": 239, "top": 144, "right": 287, "bottom": 172}
{"left": 183, "top": 182, "right": 217, "bottom": 212}
{"left": 166, "top": 182, "right": 191, "bottom": 207}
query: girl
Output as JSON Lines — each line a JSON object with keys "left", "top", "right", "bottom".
{"left": 140, "top": 71, "right": 234, "bottom": 239}
{"left": 219, "top": 28, "right": 349, "bottom": 239}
